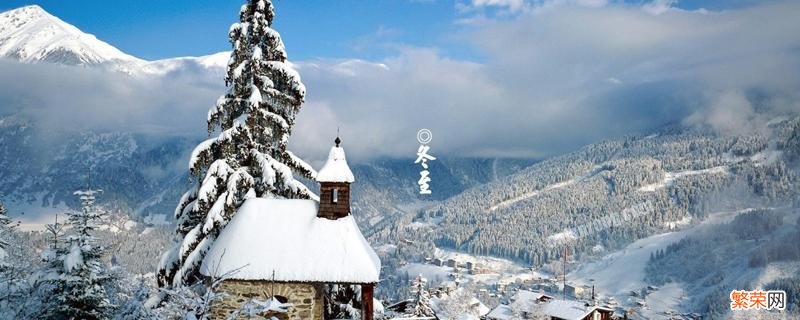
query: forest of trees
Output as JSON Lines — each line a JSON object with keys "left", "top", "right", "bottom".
{"left": 368, "top": 117, "right": 800, "bottom": 273}
{"left": 643, "top": 208, "right": 800, "bottom": 317}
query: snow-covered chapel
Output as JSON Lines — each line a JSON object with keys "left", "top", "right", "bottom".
{"left": 198, "top": 138, "right": 381, "bottom": 320}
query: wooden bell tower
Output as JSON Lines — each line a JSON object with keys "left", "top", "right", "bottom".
{"left": 317, "top": 137, "right": 354, "bottom": 220}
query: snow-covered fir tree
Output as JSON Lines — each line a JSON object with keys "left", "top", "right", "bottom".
{"left": 0, "top": 201, "right": 42, "bottom": 318}
{"left": 410, "top": 275, "right": 435, "bottom": 317}
{"left": 41, "top": 189, "right": 116, "bottom": 319}
{"left": 113, "top": 277, "right": 155, "bottom": 320}
{"left": 0, "top": 201, "right": 22, "bottom": 315}
{"left": 0, "top": 201, "right": 10, "bottom": 265}
{"left": 324, "top": 284, "right": 362, "bottom": 319}
{"left": 434, "top": 288, "right": 483, "bottom": 320}
{"left": 157, "top": 0, "right": 317, "bottom": 290}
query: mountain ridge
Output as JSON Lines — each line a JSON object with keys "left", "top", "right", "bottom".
{"left": 0, "top": 5, "right": 140, "bottom": 65}
{"left": 0, "top": 5, "right": 231, "bottom": 75}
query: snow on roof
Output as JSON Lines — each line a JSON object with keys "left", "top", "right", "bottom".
{"left": 199, "top": 198, "right": 380, "bottom": 283}
{"left": 511, "top": 290, "right": 552, "bottom": 308}
{"left": 316, "top": 144, "right": 354, "bottom": 183}
{"left": 486, "top": 304, "right": 513, "bottom": 320}
{"left": 473, "top": 297, "right": 491, "bottom": 316}
{"left": 544, "top": 299, "right": 595, "bottom": 320}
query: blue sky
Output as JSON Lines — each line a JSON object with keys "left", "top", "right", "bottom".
{"left": 0, "top": 0, "right": 760, "bottom": 61}
{"left": 0, "top": 0, "right": 462, "bottom": 60}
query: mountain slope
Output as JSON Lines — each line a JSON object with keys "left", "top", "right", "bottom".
{"left": 0, "top": 113, "right": 196, "bottom": 220}
{"left": 350, "top": 157, "right": 537, "bottom": 232}
{"left": 370, "top": 117, "right": 800, "bottom": 267}
{"left": 0, "top": 5, "right": 227, "bottom": 75}
{"left": 0, "top": 109, "right": 533, "bottom": 229}
{"left": 0, "top": 5, "right": 140, "bottom": 65}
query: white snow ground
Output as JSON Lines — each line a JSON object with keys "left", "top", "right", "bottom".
{"left": 400, "top": 248, "right": 544, "bottom": 288}
{"left": 568, "top": 209, "right": 752, "bottom": 318}
{"left": 488, "top": 178, "right": 577, "bottom": 212}
{"left": 638, "top": 165, "right": 728, "bottom": 192}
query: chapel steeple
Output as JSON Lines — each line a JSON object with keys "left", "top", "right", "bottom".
{"left": 317, "top": 136, "right": 354, "bottom": 220}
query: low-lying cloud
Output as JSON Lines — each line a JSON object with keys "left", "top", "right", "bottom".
{"left": 292, "top": 0, "right": 800, "bottom": 160}
{"left": 2, "top": 0, "right": 800, "bottom": 164}
{"left": 0, "top": 59, "right": 220, "bottom": 137}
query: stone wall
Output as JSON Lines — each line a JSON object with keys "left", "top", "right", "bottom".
{"left": 209, "top": 279, "right": 324, "bottom": 319}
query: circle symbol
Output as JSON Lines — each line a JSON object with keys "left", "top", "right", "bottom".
{"left": 417, "top": 129, "right": 432, "bottom": 144}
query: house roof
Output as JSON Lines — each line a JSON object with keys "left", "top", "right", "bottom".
{"left": 485, "top": 304, "right": 514, "bottom": 320}
{"left": 199, "top": 198, "right": 380, "bottom": 283}
{"left": 511, "top": 290, "right": 552, "bottom": 307}
{"left": 430, "top": 288, "right": 490, "bottom": 318}
{"left": 316, "top": 144, "right": 354, "bottom": 183}
{"left": 544, "top": 299, "right": 599, "bottom": 320}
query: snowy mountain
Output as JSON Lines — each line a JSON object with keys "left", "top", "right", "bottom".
{"left": 0, "top": 4, "right": 233, "bottom": 224}
{"left": 350, "top": 157, "right": 537, "bottom": 231}
{"left": 0, "top": 5, "right": 140, "bottom": 66}
{"left": 0, "top": 4, "right": 230, "bottom": 76}
{"left": 368, "top": 118, "right": 800, "bottom": 266}
{"left": 380, "top": 117, "right": 800, "bottom": 265}
{"left": 0, "top": 113, "right": 194, "bottom": 221}
{"left": 368, "top": 118, "right": 800, "bottom": 316}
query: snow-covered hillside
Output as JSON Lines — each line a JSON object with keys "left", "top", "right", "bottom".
{"left": 0, "top": 5, "right": 232, "bottom": 223}
{"left": 0, "top": 5, "right": 140, "bottom": 66}
{"left": 368, "top": 116, "right": 800, "bottom": 307}
{"left": 568, "top": 208, "right": 762, "bottom": 318}
{"left": 0, "top": 5, "right": 231, "bottom": 75}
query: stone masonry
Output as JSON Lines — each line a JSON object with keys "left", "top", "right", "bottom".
{"left": 209, "top": 279, "right": 324, "bottom": 319}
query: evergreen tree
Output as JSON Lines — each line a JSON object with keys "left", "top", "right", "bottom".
{"left": 0, "top": 201, "right": 10, "bottom": 263}
{"left": 410, "top": 275, "right": 434, "bottom": 317}
{"left": 0, "top": 201, "right": 22, "bottom": 315}
{"left": 0, "top": 203, "right": 59, "bottom": 319}
{"left": 157, "top": 0, "right": 317, "bottom": 289}
{"left": 324, "top": 284, "right": 362, "bottom": 319}
{"left": 42, "top": 189, "right": 115, "bottom": 319}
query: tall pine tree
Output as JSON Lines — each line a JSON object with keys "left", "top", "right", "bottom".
{"left": 158, "top": 0, "right": 317, "bottom": 289}
{"left": 0, "top": 202, "right": 10, "bottom": 262}
{"left": 410, "top": 275, "right": 435, "bottom": 317}
{"left": 42, "top": 189, "right": 115, "bottom": 319}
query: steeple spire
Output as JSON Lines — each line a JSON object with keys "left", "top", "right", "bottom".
{"left": 317, "top": 135, "right": 354, "bottom": 220}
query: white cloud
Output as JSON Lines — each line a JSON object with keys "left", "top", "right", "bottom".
{"left": 291, "top": 0, "right": 800, "bottom": 160}
{"left": 606, "top": 77, "right": 622, "bottom": 85}
{"left": 0, "top": 59, "right": 219, "bottom": 136}
{"left": 471, "top": 0, "right": 528, "bottom": 12}
{"left": 3, "top": 1, "right": 800, "bottom": 163}
{"left": 683, "top": 91, "right": 757, "bottom": 136}
{"left": 642, "top": 0, "right": 677, "bottom": 15}
{"left": 464, "top": 0, "right": 610, "bottom": 14}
